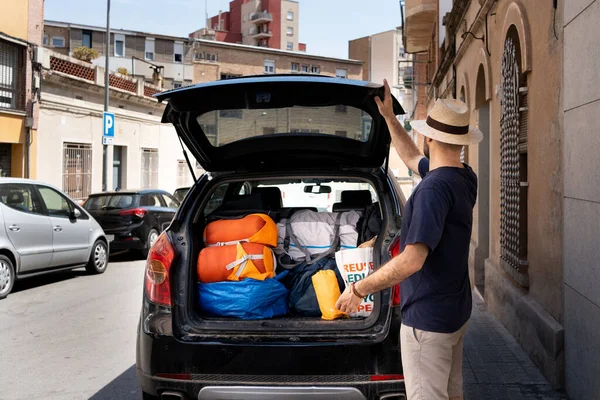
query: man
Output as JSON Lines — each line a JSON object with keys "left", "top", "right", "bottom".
{"left": 336, "top": 79, "right": 483, "bottom": 400}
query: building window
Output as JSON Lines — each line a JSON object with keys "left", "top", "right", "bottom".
{"left": 264, "top": 60, "right": 275, "bottom": 74}
{"left": 219, "top": 109, "right": 243, "bottom": 118}
{"left": 287, "top": 27, "right": 294, "bottom": 36}
{"left": 287, "top": 42, "right": 293, "bottom": 51}
{"left": 500, "top": 33, "right": 529, "bottom": 287}
{"left": 221, "top": 73, "right": 242, "bottom": 80}
{"left": 43, "top": 35, "right": 48, "bottom": 46}
{"left": 311, "top": 66, "right": 320, "bottom": 74}
{"left": 210, "top": 53, "right": 218, "bottom": 62}
{"left": 287, "top": 11, "right": 294, "bottom": 20}
{"left": 301, "top": 64, "right": 309, "bottom": 73}
{"left": 114, "top": 34, "right": 125, "bottom": 57}
{"left": 62, "top": 143, "right": 92, "bottom": 201}
{"left": 291, "top": 62, "right": 299, "bottom": 72}
{"left": 173, "top": 82, "right": 182, "bottom": 88}
{"left": 145, "top": 38, "right": 155, "bottom": 60}
{"left": 174, "top": 41, "right": 184, "bottom": 63}
{"left": 141, "top": 148, "right": 159, "bottom": 189}
{"left": 0, "top": 39, "right": 25, "bottom": 111}
{"left": 195, "top": 52, "right": 204, "bottom": 61}
{"left": 336, "top": 68, "right": 347, "bottom": 79}
{"left": 52, "top": 36, "right": 65, "bottom": 48}
{"left": 82, "top": 30, "right": 92, "bottom": 48}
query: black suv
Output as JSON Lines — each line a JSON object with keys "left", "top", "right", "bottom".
{"left": 84, "top": 189, "right": 179, "bottom": 257}
{"left": 136, "top": 76, "right": 407, "bottom": 400}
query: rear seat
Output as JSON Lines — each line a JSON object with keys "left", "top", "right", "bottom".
{"left": 332, "top": 190, "right": 372, "bottom": 212}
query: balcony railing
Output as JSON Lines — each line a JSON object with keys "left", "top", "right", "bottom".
{"left": 251, "top": 11, "right": 273, "bottom": 23}
{"left": 46, "top": 51, "right": 165, "bottom": 100}
{"left": 252, "top": 29, "right": 273, "bottom": 39}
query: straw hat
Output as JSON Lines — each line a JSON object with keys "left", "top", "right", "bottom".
{"left": 410, "top": 98, "right": 483, "bottom": 146}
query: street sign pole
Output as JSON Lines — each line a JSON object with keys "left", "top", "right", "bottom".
{"left": 102, "top": 0, "right": 111, "bottom": 191}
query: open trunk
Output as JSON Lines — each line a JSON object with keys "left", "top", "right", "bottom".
{"left": 171, "top": 171, "right": 400, "bottom": 343}
{"left": 157, "top": 76, "right": 404, "bottom": 343}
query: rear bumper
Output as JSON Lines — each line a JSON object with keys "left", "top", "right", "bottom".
{"left": 137, "top": 369, "right": 405, "bottom": 400}
{"left": 109, "top": 236, "right": 145, "bottom": 251}
{"left": 136, "top": 311, "right": 404, "bottom": 400}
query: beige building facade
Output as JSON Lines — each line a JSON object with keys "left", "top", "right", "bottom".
{"left": 404, "top": 0, "right": 564, "bottom": 387}
{"left": 349, "top": 28, "right": 415, "bottom": 198}
{"left": 193, "top": 39, "right": 362, "bottom": 82}
{"left": 563, "top": 1, "right": 600, "bottom": 399}
{"left": 43, "top": 21, "right": 194, "bottom": 90}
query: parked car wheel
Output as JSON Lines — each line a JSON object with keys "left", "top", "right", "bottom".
{"left": 140, "top": 229, "right": 159, "bottom": 259}
{"left": 86, "top": 240, "right": 108, "bottom": 274}
{"left": 0, "top": 255, "right": 15, "bottom": 300}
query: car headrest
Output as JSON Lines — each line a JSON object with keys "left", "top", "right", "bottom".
{"left": 6, "top": 192, "right": 25, "bottom": 205}
{"left": 252, "top": 187, "right": 283, "bottom": 209}
{"left": 340, "top": 190, "right": 372, "bottom": 206}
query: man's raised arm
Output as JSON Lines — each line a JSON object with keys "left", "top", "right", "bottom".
{"left": 375, "top": 79, "right": 424, "bottom": 175}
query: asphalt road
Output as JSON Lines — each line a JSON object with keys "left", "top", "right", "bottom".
{"left": 0, "top": 254, "right": 145, "bottom": 400}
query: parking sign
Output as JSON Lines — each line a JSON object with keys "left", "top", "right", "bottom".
{"left": 103, "top": 112, "right": 115, "bottom": 137}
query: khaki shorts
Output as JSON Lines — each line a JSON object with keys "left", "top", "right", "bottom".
{"left": 400, "top": 321, "right": 469, "bottom": 400}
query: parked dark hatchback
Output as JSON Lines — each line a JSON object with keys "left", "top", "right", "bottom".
{"left": 84, "top": 189, "right": 180, "bottom": 257}
{"left": 136, "top": 75, "right": 407, "bottom": 400}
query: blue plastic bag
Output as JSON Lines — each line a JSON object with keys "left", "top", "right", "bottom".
{"left": 197, "top": 271, "right": 289, "bottom": 320}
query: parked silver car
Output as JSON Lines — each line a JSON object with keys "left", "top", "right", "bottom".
{"left": 0, "top": 178, "right": 109, "bottom": 299}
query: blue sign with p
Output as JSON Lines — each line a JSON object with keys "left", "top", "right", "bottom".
{"left": 103, "top": 112, "right": 115, "bottom": 137}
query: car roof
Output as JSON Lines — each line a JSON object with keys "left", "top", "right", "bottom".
{"left": 87, "top": 189, "right": 169, "bottom": 196}
{"left": 0, "top": 177, "right": 64, "bottom": 191}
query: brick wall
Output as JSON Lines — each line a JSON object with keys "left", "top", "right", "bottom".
{"left": 348, "top": 36, "right": 370, "bottom": 81}
{"left": 195, "top": 44, "right": 363, "bottom": 80}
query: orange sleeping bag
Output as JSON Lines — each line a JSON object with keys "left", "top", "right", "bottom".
{"left": 198, "top": 214, "right": 278, "bottom": 283}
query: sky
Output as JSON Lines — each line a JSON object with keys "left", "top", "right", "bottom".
{"left": 44, "top": 0, "right": 403, "bottom": 59}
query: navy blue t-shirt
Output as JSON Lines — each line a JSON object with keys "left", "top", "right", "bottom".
{"left": 399, "top": 157, "right": 477, "bottom": 333}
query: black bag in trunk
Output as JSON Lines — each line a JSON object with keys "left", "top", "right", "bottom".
{"left": 282, "top": 258, "right": 346, "bottom": 317}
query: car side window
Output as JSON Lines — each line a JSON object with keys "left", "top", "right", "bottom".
{"left": 140, "top": 193, "right": 161, "bottom": 207}
{"left": 204, "top": 183, "right": 230, "bottom": 216}
{"left": 0, "top": 184, "right": 42, "bottom": 214}
{"left": 37, "top": 186, "right": 73, "bottom": 218}
{"left": 162, "top": 194, "right": 179, "bottom": 208}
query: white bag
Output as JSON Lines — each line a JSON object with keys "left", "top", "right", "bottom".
{"left": 275, "top": 210, "right": 360, "bottom": 264}
{"left": 335, "top": 247, "right": 375, "bottom": 318}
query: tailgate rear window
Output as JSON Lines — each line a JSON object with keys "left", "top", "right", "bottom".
{"left": 84, "top": 194, "right": 137, "bottom": 210}
{"left": 197, "top": 105, "right": 373, "bottom": 147}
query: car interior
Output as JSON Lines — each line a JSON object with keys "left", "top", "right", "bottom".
{"left": 190, "top": 177, "right": 383, "bottom": 321}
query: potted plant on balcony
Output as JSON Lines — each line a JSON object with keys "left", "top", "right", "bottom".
{"left": 73, "top": 46, "right": 99, "bottom": 63}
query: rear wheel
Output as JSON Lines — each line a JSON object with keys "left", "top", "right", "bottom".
{"left": 86, "top": 240, "right": 108, "bottom": 274}
{"left": 0, "top": 255, "right": 15, "bottom": 300}
{"left": 140, "top": 228, "right": 159, "bottom": 259}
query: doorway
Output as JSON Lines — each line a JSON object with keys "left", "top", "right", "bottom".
{"left": 475, "top": 65, "right": 490, "bottom": 294}
{"left": 112, "top": 145, "right": 125, "bottom": 191}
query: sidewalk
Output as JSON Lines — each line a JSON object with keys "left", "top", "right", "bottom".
{"left": 463, "top": 292, "right": 567, "bottom": 400}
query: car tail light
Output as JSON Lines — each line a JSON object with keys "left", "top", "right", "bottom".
{"left": 390, "top": 237, "right": 401, "bottom": 307}
{"left": 118, "top": 208, "right": 147, "bottom": 218}
{"left": 370, "top": 374, "right": 404, "bottom": 381}
{"left": 144, "top": 233, "right": 175, "bottom": 307}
